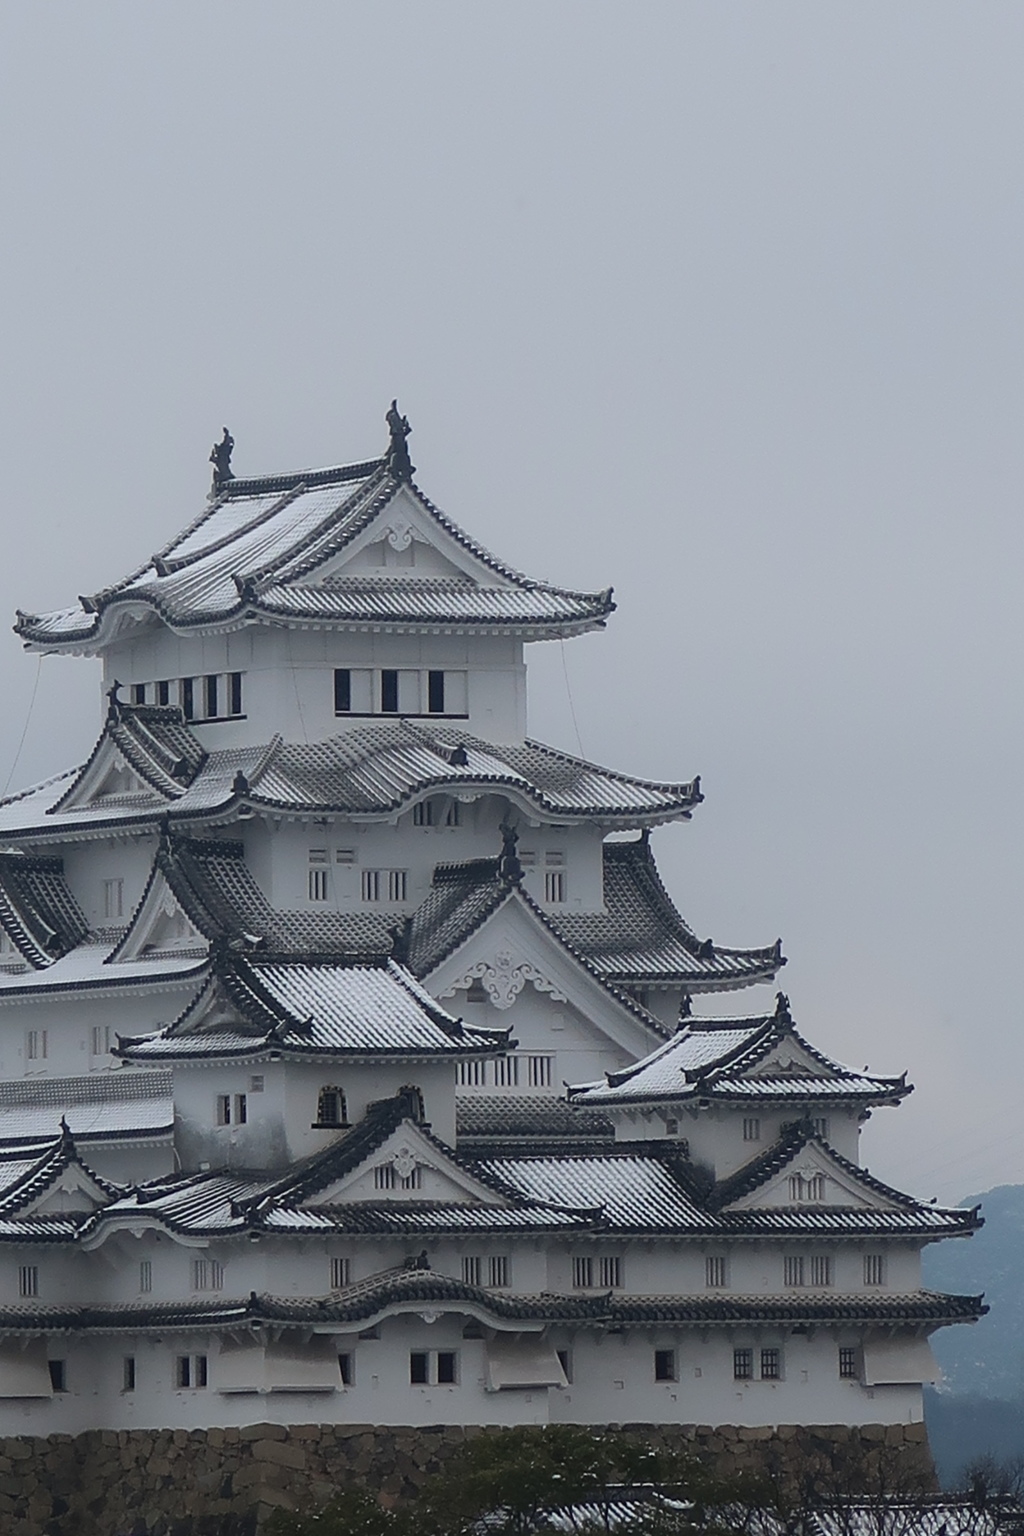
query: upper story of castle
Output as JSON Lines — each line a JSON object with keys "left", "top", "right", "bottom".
{"left": 14, "top": 409, "right": 615, "bottom": 749}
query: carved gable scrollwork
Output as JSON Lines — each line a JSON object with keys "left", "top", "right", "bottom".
{"left": 441, "top": 948, "right": 568, "bottom": 1011}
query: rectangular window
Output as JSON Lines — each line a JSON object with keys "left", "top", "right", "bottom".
{"left": 809, "top": 1255, "right": 834, "bottom": 1288}
{"left": 789, "top": 1173, "right": 826, "bottom": 1203}
{"left": 334, "top": 669, "right": 352, "bottom": 714}
{"left": 409, "top": 1351, "right": 429, "bottom": 1385}
{"left": 784, "top": 1256, "right": 805, "bottom": 1288}
{"left": 598, "top": 1256, "right": 622, "bottom": 1289}
{"left": 462, "top": 1256, "right": 482, "bottom": 1287}
{"left": 812, "top": 1117, "right": 830, "bottom": 1140}
{"left": 705, "top": 1256, "right": 727, "bottom": 1289}
{"left": 176, "top": 1355, "right": 191, "bottom": 1388}
{"left": 654, "top": 1349, "right": 677, "bottom": 1383}
{"left": 19, "top": 1265, "right": 38, "bottom": 1298}
{"left": 544, "top": 870, "right": 567, "bottom": 904}
{"left": 48, "top": 1360, "right": 67, "bottom": 1393}
{"left": 742, "top": 1117, "right": 761, "bottom": 1142}
{"left": 139, "top": 1260, "right": 152, "bottom": 1294}
{"left": 330, "top": 1257, "right": 351, "bottom": 1291}
{"left": 336, "top": 848, "right": 357, "bottom": 864}
{"left": 191, "top": 1259, "right": 224, "bottom": 1292}
{"left": 572, "top": 1256, "right": 593, "bottom": 1290}
{"left": 249, "top": 1075, "right": 264, "bottom": 1093}
{"left": 123, "top": 1356, "right": 136, "bottom": 1392}
{"left": 556, "top": 1348, "right": 573, "bottom": 1384}
{"left": 338, "top": 1353, "right": 354, "bottom": 1387}
{"left": 216, "top": 1095, "right": 231, "bottom": 1127}
{"left": 103, "top": 879, "right": 124, "bottom": 920}
{"left": 204, "top": 675, "right": 219, "bottom": 719}
{"left": 527, "top": 1055, "right": 553, "bottom": 1089}
{"left": 91, "top": 1025, "right": 112, "bottom": 1057}
{"left": 131, "top": 683, "right": 146, "bottom": 705}
{"left": 493, "top": 1056, "right": 519, "bottom": 1088}
{"left": 488, "top": 1256, "right": 511, "bottom": 1289}
{"left": 457, "top": 1060, "right": 487, "bottom": 1087}
{"left": 181, "top": 677, "right": 194, "bottom": 720}
{"left": 445, "top": 801, "right": 461, "bottom": 826}
{"left": 413, "top": 801, "right": 435, "bottom": 827}
{"left": 195, "top": 1355, "right": 208, "bottom": 1388}
{"left": 733, "top": 1348, "right": 753, "bottom": 1381}
{"left": 388, "top": 869, "right": 407, "bottom": 903}
{"left": 234, "top": 1094, "right": 247, "bottom": 1125}
{"left": 864, "top": 1253, "right": 886, "bottom": 1287}
{"left": 760, "top": 1348, "right": 781, "bottom": 1381}
{"left": 381, "top": 670, "right": 399, "bottom": 713}
{"left": 436, "top": 1351, "right": 457, "bottom": 1385}
{"left": 374, "top": 1163, "right": 422, "bottom": 1191}
{"left": 157, "top": 680, "right": 170, "bottom": 707}
{"left": 838, "top": 1347, "right": 859, "bottom": 1380}
{"left": 228, "top": 673, "right": 243, "bottom": 716}
{"left": 361, "top": 869, "right": 407, "bottom": 903}
{"left": 25, "top": 1030, "right": 48, "bottom": 1062}
{"left": 427, "top": 671, "right": 445, "bottom": 714}
{"left": 308, "top": 868, "right": 329, "bottom": 901}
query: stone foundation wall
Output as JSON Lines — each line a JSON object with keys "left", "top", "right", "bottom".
{"left": 0, "top": 1420, "right": 936, "bottom": 1536}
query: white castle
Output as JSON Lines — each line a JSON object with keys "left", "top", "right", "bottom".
{"left": 0, "top": 410, "right": 979, "bottom": 1435}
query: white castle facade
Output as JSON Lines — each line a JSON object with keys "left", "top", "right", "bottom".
{"left": 0, "top": 411, "right": 979, "bottom": 1436}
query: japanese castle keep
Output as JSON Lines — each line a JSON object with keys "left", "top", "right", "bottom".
{"left": 0, "top": 410, "right": 981, "bottom": 1493}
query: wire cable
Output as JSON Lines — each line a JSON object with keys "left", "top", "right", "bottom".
{"left": 560, "top": 638, "right": 585, "bottom": 759}
{"left": 2, "top": 656, "right": 43, "bottom": 797}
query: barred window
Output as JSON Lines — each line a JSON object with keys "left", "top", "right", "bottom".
{"left": 572, "top": 1256, "right": 593, "bottom": 1290}
{"left": 308, "top": 868, "right": 329, "bottom": 901}
{"left": 462, "top": 1256, "right": 482, "bottom": 1286}
{"left": 733, "top": 1348, "right": 753, "bottom": 1381}
{"left": 139, "top": 1259, "right": 152, "bottom": 1294}
{"left": 598, "top": 1256, "right": 622, "bottom": 1289}
{"left": 361, "top": 869, "right": 407, "bottom": 903}
{"left": 26, "top": 1029, "right": 48, "bottom": 1062}
{"left": 457, "top": 1060, "right": 487, "bottom": 1087}
{"left": 191, "top": 1259, "right": 224, "bottom": 1292}
{"left": 488, "top": 1255, "right": 511, "bottom": 1289}
{"left": 838, "top": 1347, "right": 859, "bottom": 1380}
{"left": 863, "top": 1253, "right": 886, "bottom": 1287}
{"left": 527, "top": 1055, "right": 553, "bottom": 1088}
{"left": 103, "top": 879, "right": 124, "bottom": 920}
{"left": 316, "top": 1086, "right": 348, "bottom": 1127}
{"left": 789, "top": 1173, "right": 825, "bottom": 1202}
{"left": 784, "top": 1256, "right": 805, "bottom": 1287}
{"left": 544, "top": 870, "right": 567, "bottom": 904}
{"left": 374, "top": 1162, "right": 421, "bottom": 1191}
{"left": 812, "top": 1117, "right": 830, "bottom": 1139}
{"left": 809, "top": 1255, "right": 833, "bottom": 1288}
{"left": 176, "top": 1354, "right": 208, "bottom": 1389}
{"left": 19, "top": 1265, "right": 38, "bottom": 1298}
{"left": 742, "top": 1117, "right": 760, "bottom": 1142}
{"left": 705, "top": 1255, "right": 727, "bottom": 1289}
{"left": 760, "top": 1348, "right": 781, "bottom": 1380}
{"left": 493, "top": 1056, "right": 520, "bottom": 1088}
{"left": 330, "top": 1257, "right": 351, "bottom": 1290}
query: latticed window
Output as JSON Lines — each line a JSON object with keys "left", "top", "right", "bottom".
{"left": 788, "top": 1173, "right": 825, "bottom": 1202}
{"left": 733, "top": 1348, "right": 753, "bottom": 1381}
{"left": 544, "top": 870, "right": 567, "bottom": 904}
{"left": 812, "top": 1117, "right": 829, "bottom": 1139}
{"left": 784, "top": 1256, "right": 805, "bottom": 1287}
{"left": 457, "top": 1060, "right": 486, "bottom": 1087}
{"left": 462, "top": 1256, "right": 482, "bottom": 1286}
{"left": 191, "top": 1259, "right": 224, "bottom": 1292}
{"left": 571, "top": 1256, "right": 593, "bottom": 1290}
{"left": 361, "top": 868, "right": 407, "bottom": 903}
{"left": 809, "top": 1255, "right": 833, "bottom": 1288}
{"left": 760, "top": 1348, "right": 781, "bottom": 1380}
{"left": 654, "top": 1349, "right": 676, "bottom": 1382}
{"left": 598, "top": 1256, "right": 623, "bottom": 1289}
{"left": 838, "top": 1347, "right": 859, "bottom": 1379}
{"left": 316, "top": 1086, "right": 348, "bottom": 1127}
{"left": 18, "top": 1265, "right": 38, "bottom": 1298}
{"left": 742, "top": 1118, "right": 760, "bottom": 1142}
{"left": 527, "top": 1055, "right": 553, "bottom": 1088}
{"left": 330, "top": 1257, "right": 351, "bottom": 1290}
{"left": 374, "top": 1162, "right": 421, "bottom": 1191}
{"left": 494, "top": 1056, "right": 519, "bottom": 1088}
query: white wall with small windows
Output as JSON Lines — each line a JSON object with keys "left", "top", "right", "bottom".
{"left": 607, "top": 1102, "right": 863, "bottom": 1177}
{"left": 101, "top": 623, "right": 528, "bottom": 751}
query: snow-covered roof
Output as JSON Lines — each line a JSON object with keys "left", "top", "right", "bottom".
{"left": 569, "top": 995, "right": 909, "bottom": 1109}
{"left": 15, "top": 454, "right": 615, "bottom": 651}
{"left": 118, "top": 953, "right": 509, "bottom": 1063}
{"left": 0, "top": 1071, "right": 173, "bottom": 1148}
{"left": 0, "top": 710, "right": 700, "bottom": 838}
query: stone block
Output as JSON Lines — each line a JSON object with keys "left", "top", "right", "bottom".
{"left": 241, "top": 1422, "right": 287, "bottom": 1442}
{"left": 252, "top": 1439, "right": 307, "bottom": 1470}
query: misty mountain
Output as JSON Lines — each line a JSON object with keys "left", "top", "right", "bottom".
{"left": 924, "top": 1184, "right": 1024, "bottom": 1398}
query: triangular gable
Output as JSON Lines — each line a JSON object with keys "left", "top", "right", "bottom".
{"left": 107, "top": 864, "right": 208, "bottom": 965}
{"left": 428, "top": 888, "right": 666, "bottom": 1061}
{"left": 53, "top": 737, "right": 167, "bottom": 815}
{"left": 298, "top": 1120, "right": 509, "bottom": 1209}
{"left": 0, "top": 1131, "right": 121, "bottom": 1219}
{"left": 26, "top": 1162, "right": 114, "bottom": 1216}
{"left": 292, "top": 483, "right": 520, "bottom": 590}
{"left": 744, "top": 1036, "right": 844, "bottom": 1080}
{"left": 722, "top": 1135, "right": 911, "bottom": 1214}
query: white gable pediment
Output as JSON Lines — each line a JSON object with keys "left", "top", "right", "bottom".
{"left": 109, "top": 868, "right": 208, "bottom": 965}
{"left": 58, "top": 741, "right": 165, "bottom": 815}
{"left": 311, "top": 486, "right": 504, "bottom": 588}
{"left": 303, "top": 1121, "right": 506, "bottom": 1209}
{"left": 747, "top": 1037, "right": 837, "bottom": 1079}
{"left": 24, "top": 1163, "right": 111, "bottom": 1216}
{"left": 429, "top": 895, "right": 662, "bottom": 1061}
{"left": 725, "top": 1143, "right": 897, "bottom": 1213}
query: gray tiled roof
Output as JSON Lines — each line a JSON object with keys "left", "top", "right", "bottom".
{"left": 551, "top": 836, "right": 783, "bottom": 990}
{"left": 570, "top": 995, "right": 909, "bottom": 1109}
{"left": 0, "top": 1070, "right": 173, "bottom": 1147}
{"left": 15, "top": 460, "right": 614, "bottom": 647}
{"left": 0, "top": 717, "right": 700, "bottom": 837}
{"left": 118, "top": 953, "right": 509, "bottom": 1063}
{"left": 0, "top": 851, "right": 88, "bottom": 969}
{"left": 456, "top": 1095, "right": 615, "bottom": 1149}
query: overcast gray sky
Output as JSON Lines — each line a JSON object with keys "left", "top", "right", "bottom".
{"left": 0, "top": 3, "right": 1021, "bottom": 1202}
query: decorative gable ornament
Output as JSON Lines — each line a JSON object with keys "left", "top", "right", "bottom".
{"left": 443, "top": 949, "right": 568, "bottom": 1010}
